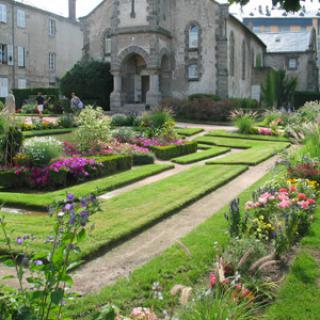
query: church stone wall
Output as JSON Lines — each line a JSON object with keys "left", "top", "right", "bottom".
{"left": 80, "top": 0, "right": 113, "bottom": 61}
{"left": 227, "top": 17, "right": 265, "bottom": 98}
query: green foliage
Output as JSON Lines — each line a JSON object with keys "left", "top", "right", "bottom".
{"left": 57, "top": 114, "right": 77, "bottom": 128}
{"left": 60, "top": 60, "right": 113, "bottom": 110}
{"left": 229, "top": 98, "right": 259, "bottom": 110}
{"left": 188, "top": 93, "right": 220, "bottom": 102}
{"left": 0, "top": 193, "right": 100, "bottom": 320}
{"left": 74, "top": 106, "right": 111, "bottom": 153}
{"left": 111, "top": 114, "right": 136, "bottom": 127}
{"left": 294, "top": 91, "right": 320, "bottom": 109}
{"left": 150, "top": 142, "right": 198, "bottom": 160}
{"left": 233, "top": 116, "right": 256, "bottom": 134}
{"left": 141, "top": 109, "right": 178, "bottom": 142}
{"left": 111, "top": 127, "right": 137, "bottom": 143}
{"left": 95, "top": 155, "right": 132, "bottom": 174}
{"left": 262, "top": 70, "right": 297, "bottom": 109}
{"left": 0, "top": 100, "right": 4, "bottom": 111}
{"left": 13, "top": 88, "right": 59, "bottom": 108}
{"left": 21, "top": 103, "right": 36, "bottom": 114}
{"left": 132, "top": 153, "right": 155, "bottom": 166}
{"left": 0, "top": 115, "right": 24, "bottom": 166}
{"left": 22, "top": 137, "right": 63, "bottom": 166}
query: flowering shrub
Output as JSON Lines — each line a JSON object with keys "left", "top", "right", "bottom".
{"left": 257, "top": 127, "right": 273, "bottom": 136}
{"left": 0, "top": 193, "right": 100, "bottom": 320}
{"left": 23, "top": 137, "right": 63, "bottom": 166}
{"left": 226, "top": 179, "right": 317, "bottom": 255}
{"left": 288, "top": 159, "right": 320, "bottom": 182}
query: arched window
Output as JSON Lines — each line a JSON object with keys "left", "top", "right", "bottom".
{"left": 229, "top": 32, "right": 235, "bottom": 77}
{"left": 189, "top": 25, "right": 199, "bottom": 49}
{"left": 242, "top": 41, "right": 246, "bottom": 80}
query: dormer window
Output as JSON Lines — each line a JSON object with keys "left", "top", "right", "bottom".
{"left": 189, "top": 25, "right": 199, "bottom": 49}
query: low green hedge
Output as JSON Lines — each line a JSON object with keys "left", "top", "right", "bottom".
{"left": 94, "top": 154, "right": 132, "bottom": 174}
{"left": 150, "top": 142, "right": 197, "bottom": 160}
{"left": 132, "top": 153, "right": 155, "bottom": 166}
{"left": 0, "top": 168, "right": 24, "bottom": 189}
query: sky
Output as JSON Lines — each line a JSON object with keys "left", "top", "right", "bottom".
{"left": 15, "top": 0, "right": 320, "bottom": 18}
{"left": 16, "top": 0, "right": 104, "bottom": 17}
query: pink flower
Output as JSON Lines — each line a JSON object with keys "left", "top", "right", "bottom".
{"left": 210, "top": 273, "right": 216, "bottom": 288}
{"left": 308, "top": 198, "right": 316, "bottom": 205}
{"left": 298, "top": 201, "right": 310, "bottom": 210}
{"left": 258, "top": 192, "right": 274, "bottom": 204}
{"left": 278, "top": 193, "right": 289, "bottom": 202}
{"left": 130, "top": 307, "right": 158, "bottom": 320}
{"left": 258, "top": 127, "right": 273, "bottom": 136}
{"left": 278, "top": 199, "right": 291, "bottom": 209}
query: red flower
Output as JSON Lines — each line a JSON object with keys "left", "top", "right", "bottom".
{"left": 298, "top": 193, "right": 308, "bottom": 201}
{"left": 279, "top": 188, "right": 288, "bottom": 194}
{"left": 307, "top": 198, "right": 316, "bottom": 205}
{"left": 289, "top": 185, "right": 297, "bottom": 192}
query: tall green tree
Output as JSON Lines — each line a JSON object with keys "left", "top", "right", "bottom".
{"left": 229, "top": 0, "right": 301, "bottom": 12}
{"left": 60, "top": 60, "right": 113, "bottom": 110}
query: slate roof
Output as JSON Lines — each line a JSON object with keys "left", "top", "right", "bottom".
{"left": 257, "top": 31, "right": 313, "bottom": 53}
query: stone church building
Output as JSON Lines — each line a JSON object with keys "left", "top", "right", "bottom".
{"left": 80, "top": 0, "right": 266, "bottom": 113}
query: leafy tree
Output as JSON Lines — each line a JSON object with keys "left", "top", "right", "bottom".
{"left": 60, "top": 60, "right": 113, "bottom": 110}
{"left": 262, "top": 69, "right": 297, "bottom": 109}
{"left": 229, "top": 0, "right": 301, "bottom": 12}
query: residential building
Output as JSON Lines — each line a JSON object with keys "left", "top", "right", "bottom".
{"left": 258, "top": 30, "right": 318, "bottom": 91}
{"left": 0, "top": 0, "right": 82, "bottom": 98}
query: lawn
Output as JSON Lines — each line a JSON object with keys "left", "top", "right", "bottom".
{"left": 0, "top": 164, "right": 247, "bottom": 261}
{"left": 207, "top": 129, "right": 290, "bottom": 142}
{"left": 206, "top": 142, "right": 290, "bottom": 165}
{"left": 63, "top": 168, "right": 275, "bottom": 319}
{"left": 172, "top": 146, "right": 230, "bottom": 164}
{"left": 0, "top": 164, "right": 173, "bottom": 210}
{"left": 194, "top": 136, "right": 258, "bottom": 148}
{"left": 175, "top": 127, "right": 204, "bottom": 137}
{"left": 22, "top": 128, "right": 74, "bottom": 138}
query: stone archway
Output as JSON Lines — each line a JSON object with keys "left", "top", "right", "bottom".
{"left": 121, "top": 53, "right": 149, "bottom": 104}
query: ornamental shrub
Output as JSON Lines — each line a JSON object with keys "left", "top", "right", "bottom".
{"left": 111, "top": 114, "right": 131, "bottom": 127}
{"left": 112, "top": 127, "right": 138, "bottom": 143}
{"left": 58, "top": 113, "right": 77, "bottom": 128}
{"left": 21, "top": 103, "right": 37, "bottom": 114}
{"left": 150, "top": 142, "right": 197, "bottom": 160}
{"left": 74, "top": 106, "right": 111, "bottom": 153}
{"left": 23, "top": 137, "right": 63, "bottom": 166}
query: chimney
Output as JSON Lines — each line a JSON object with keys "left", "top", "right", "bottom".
{"left": 68, "top": 0, "right": 76, "bottom": 21}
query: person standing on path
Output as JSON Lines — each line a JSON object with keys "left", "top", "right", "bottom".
{"left": 36, "top": 92, "right": 45, "bottom": 115}
{"left": 3, "top": 90, "right": 16, "bottom": 114}
{"left": 70, "top": 92, "right": 84, "bottom": 113}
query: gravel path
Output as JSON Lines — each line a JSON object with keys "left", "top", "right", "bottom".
{"left": 72, "top": 155, "right": 278, "bottom": 294}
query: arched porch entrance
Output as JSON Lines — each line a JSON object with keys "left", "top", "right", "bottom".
{"left": 121, "top": 53, "right": 150, "bottom": 104}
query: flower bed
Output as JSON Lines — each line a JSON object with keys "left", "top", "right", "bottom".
{"left": 0, "top": 154, "right": 132, "bottom": 190}
{"left": 150, "top": 142, "right": 198, "bottom": 160}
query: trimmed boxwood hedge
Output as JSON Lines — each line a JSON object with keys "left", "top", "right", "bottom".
{"left": 0, "top": 155, "right": 133, "bottom": 190}
{"left": 150, "top": 142, "right": 197, "bottom": 160}
{"left": 132, "top": 153, "right": 155, "bottom": 166}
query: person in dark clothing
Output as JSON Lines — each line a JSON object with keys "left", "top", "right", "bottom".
{"left": 36, "top": 92, "right": 45, "bottom": 115}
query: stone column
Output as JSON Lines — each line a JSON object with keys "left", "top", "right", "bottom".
{"left": 146, "top": 71, "right": 162, "bottom": 107}
{"left": 110, "top": 71, "right": 123, "bottom": 112}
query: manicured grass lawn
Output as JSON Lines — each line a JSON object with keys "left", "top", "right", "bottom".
{"left": 64, "top": 169, "right": 274, "bottom": 320}
{"left": 206, "top": 142, "right": 290, "bottom": 165}
{"left": 175, "top": 127, "right": 204, "bottom": 137}
{"left": 262, "top": 207, "right": 320, "bottom": 320}
{"left": 23, "top": 128, "right": 74, "bottom": 138}
{"left": 194, "top": 136, "right": 257, "bottom": 148}
{"left": 0, "top": 164, "right": 173, "bottom": 210}
{"left": 197, "top": 144, "right": 213, "bottom": 150}
{"left": 207, "top": 129, "right": 290, "bottom": 142}
{"left": 0, "top": 165, "right": 247, "bottom": 261}
{"left": 172, "top": 146, "right": 230, "bottom": 164}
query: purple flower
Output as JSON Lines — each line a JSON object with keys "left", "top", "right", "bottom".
{"left": 16, "top": 237, "right": 23, "bottom": 245}
{"left": 69, "top": 212, "right": 76, "bottom": 225}
{"left": 80, "top": 197, "right": 87, "bottom": 208}
{"left": 34, "top": 260, "right": 43, "bottom": 266}
{"left": 23, "top": 235, "right": 30, "bottom": 240}
{"left": 64, "top": 203, "right": 73, "bottom": 211}
{"left": 89, "top": 194, "right": 97, "bottom": 202}
{"left": 67, "top": 193, "right": 75, "bottom": 202}
{"left": 80, "top": 210, "right": 89, "bottom": 218}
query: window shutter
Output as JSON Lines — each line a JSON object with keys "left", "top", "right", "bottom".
{"left": 18, "top": 47, "right": 25, "bottom": 67}
{"left": 17, "top": 9, "right": 26, "bottom": 28}
{"left": 7, "top": 45, "right": 14, "bottom": 65}
{"left": 18, "top": 79, "right": 27, "bottom": 89}
{"left": 0, "top": 78, "right": 8, "bottom": 98}
{"left": 0, "top": 4, "right": 7, "bottom": 23}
